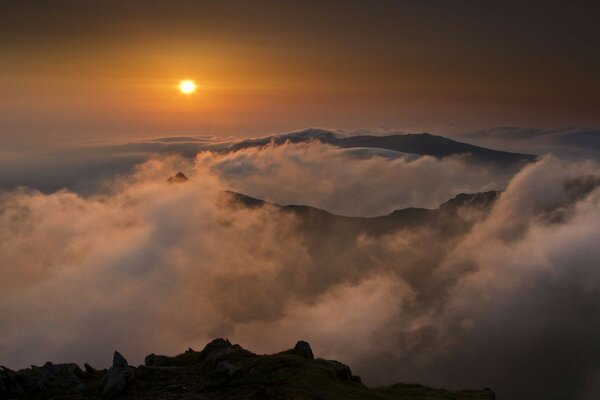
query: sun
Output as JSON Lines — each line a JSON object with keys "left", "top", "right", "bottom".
{"left": 179, "top": 80, "right": 197, "bottom": 94}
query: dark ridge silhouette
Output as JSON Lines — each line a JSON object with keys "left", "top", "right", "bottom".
{"left": 166, "top": 172, "right": 189, "bottom": 184}
{"left": 227, "top": 128, "right": 536, "bottom": 166}
{"left": 0, "top": 339, "right": 495, "bottom": 399}
{"left": 225, "top": 189, "right": 500, "bottom": 237}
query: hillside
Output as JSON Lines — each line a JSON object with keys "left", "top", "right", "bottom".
{"left": 0, "top": 339, "right": 496, "bottom": 400}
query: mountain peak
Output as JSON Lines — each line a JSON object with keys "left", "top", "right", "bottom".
{"left": 166, "top": 172, "right": 189, "bottom": 184}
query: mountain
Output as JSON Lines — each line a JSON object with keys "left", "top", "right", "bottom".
{"left": 227, "top": 128, "right": 536, "bottom": 166}
{"left": 0, "top": 339, "right": 496, "bottom": 399}
{"left": 226, "top": 189, "right": 500, "bottom": 237}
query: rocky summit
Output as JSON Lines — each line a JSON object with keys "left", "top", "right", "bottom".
{"left": 0, "top": 339, "right": 496, "bottom": 400}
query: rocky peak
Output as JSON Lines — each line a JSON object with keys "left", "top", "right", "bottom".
{"left": 166, "top": 172, "right": 189, "bottom": 184}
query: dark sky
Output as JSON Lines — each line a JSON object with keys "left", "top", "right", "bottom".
{"left": 1, "top": 1, "right": 599, "bottom": 146}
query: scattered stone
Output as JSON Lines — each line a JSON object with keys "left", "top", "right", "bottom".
{"left": 1, "top": 339, "right": 493, "bottom": 399}
{"left": 293, "top": 341, "right": 314, "bottom": 359}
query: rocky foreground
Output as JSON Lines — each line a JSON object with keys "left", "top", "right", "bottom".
{"left": 1, "top": 339, "right": 495, "bottom": 400}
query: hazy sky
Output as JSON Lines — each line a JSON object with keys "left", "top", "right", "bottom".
{"left": 1, "top": 1, "right": 599, "bottom": 147}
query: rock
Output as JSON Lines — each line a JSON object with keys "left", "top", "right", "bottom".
{"left": 70, "top": 382, "right": 88, "bottom": 394}
{"left": 103, "top": 367, "right": 135, "bottom": 399}
{"left": 33, "top": 379, "right": 51, "bottom": 397}
{"left": 293, "top": 341, "right": 314, "bottom": 359}
{"left": 0, "top": 366, "right": 25, "bottom": 398}
{"left": 200, "top": 338, "right": 232, "bottom": 363}
{"left": 103, "top": 351, "right": 134, "bottom": 398}
{"left": 66, "top": 363, "right": 84, "bottom": 378}
{"left": 167, "top": 172, "right": 189, "bottom": 184}
{"left": 84, "top": 363, "right": 97, "bottom": 374}
{"left": 201, "top": 338, "right": 231, "bottom": 354}
{"left": 112, "top": 351, "right": 128, "bottom": 368}
{"left": 144, "top": 353, "right": 169, "bottom": 367}
{"left": 327, "top": 360, "right": 353, "bottom": 381}
{"left": 216, "top": 361, "right": 244, "bottom": 378}
{"left": 54, "top": 369, "right": 80, "bottom": 389}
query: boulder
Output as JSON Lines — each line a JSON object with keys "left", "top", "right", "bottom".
{"left": 103, "top": 351, "right": 134, "bottom": 398}
{"left": 216, "top": 360, "right": 244, "bottom": 378}
{"left": 103, "top": 367, "right": 134, "bottom": 399}
{"left": 293, "top": 341, "right": 314, "bottom": 359}
{"left": 84, "top": 363, "right": 97, "bottom": 374}
{"left": 201, "top": 338, "right": 231, "bottom": 355}
{"left": 112, "top": 351, "right": 128, "bottom": 368}
{"left": 327, "top": 360, "right": 353, "bottom": 381}
{"left": 144, "top": 353, "right": 169, "bottom": 367}
{"left": 0, "top": 366, "right": 25, "bottom": 398}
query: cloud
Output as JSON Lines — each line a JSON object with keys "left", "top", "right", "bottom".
{"left": 0, "top": 145, "right": 600, "bottom": 400}
{"left": 460, "top": 127, "right": 600, "bottom": 160}
{"left": 195, "top": 141, "right": 513, "bottom": 216}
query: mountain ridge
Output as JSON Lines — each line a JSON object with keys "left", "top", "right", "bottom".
{"left": 226, "top": 128, "right": 536, "bottom": 166}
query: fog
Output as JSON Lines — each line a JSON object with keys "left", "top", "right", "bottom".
{"left": 1, "top": 141, "right": 600, "bottom": 400}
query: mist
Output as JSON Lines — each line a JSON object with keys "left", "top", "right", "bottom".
{"left": 1, "top": 143, "right": 600, "bottom": 399}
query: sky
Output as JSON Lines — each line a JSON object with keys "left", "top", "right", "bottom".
{"left": 2, "top": 0, "right": 600, "bottom": 149}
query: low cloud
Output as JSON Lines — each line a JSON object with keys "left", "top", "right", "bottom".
{"left": 196, "top": 141, "right": 513, "bottom": 216}
{"left": 460, "top": 127, "right": 600, "bottom": 160}
{"left": 1, "top": 147, "right": 600, "bottom": 400}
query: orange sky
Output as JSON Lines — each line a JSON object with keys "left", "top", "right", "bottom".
{"left": 1, "top": 1, "right": 599, "bottom": 147}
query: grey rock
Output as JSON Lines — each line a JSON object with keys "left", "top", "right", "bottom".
{"left": 216, "top": 361, "right": 243, "bottom": 378}
{"left": 33, "top": 379, "right": 51, "bottom": 397}
{"left": 84, "top": 363, "right": 97, "bottom": 374}
{"left": 200, "top": 338, "right": 231, "bottom": 355}
{"left": 144, "top": 353, "right": 169, "bottom": 367}
{"left": 103, "top": 366, "right": 135, "bottom": 399}
{"left": 55, "top": 370, "right": 80, "bottom": 389}
{"left": 70, "top": 382, "right": 88, "bottom": 394}
{"left": 293, "top": 341, "right": 314, "bottom": 359}
{"left": 112, "top": 351, "right": 128, "bottom": 368}
{"left": 0, "top": 366, "right": 25, "bottom": 398}
{"left": 327, "top": 360, "right": 353, "bottom": 380}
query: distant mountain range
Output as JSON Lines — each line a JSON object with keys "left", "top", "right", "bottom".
{"left": 226, "top": 128, "right": 536, "bottom": 166}
{"left": 226, "top": 189, "right": 499, "bottom": 237}
{"left": 3, "top": 128, "right": 536, "bottom": 194}
{"left": 0, "top": 338, "right": 496, "bottom": 399}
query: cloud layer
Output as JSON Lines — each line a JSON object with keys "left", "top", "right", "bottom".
{"left": 1, "top": 144, "right": 600, "bottom": 400}
{"left": 196, "top": 141, "right": 513, "bottom": 216}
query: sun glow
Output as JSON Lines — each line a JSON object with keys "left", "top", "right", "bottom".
{"left": 179, "top": 80, "right": 197, "bottom": 94}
